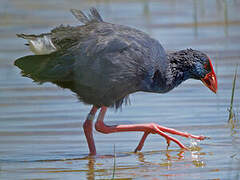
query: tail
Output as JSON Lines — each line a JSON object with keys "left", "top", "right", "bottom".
{"left": 17, "top": 34, "right": 38, "bottom": 40}
{"left": 17, "top": 33, "right": 57, "bottom": 55}
{"left": 70, "top": 7, "right": 103, "bottom": 24}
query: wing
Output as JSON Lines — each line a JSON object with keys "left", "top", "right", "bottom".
{"left": 14, "top": 52, "right": 74, "bottom": 85}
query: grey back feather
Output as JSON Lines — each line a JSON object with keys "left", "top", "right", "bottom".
{"left": 70, "top": 8, "right": 103, "bottom": 24}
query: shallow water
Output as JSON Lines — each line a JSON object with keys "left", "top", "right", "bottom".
{"left": 1, "top": 0, "right": 240, "bottom": 179}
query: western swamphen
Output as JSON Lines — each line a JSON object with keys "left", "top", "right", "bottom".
{"left": 15, "top": 8, "right": 217, "bottom": 155}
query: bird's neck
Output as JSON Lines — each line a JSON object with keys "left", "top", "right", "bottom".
{"left": 163, "top": 51, "right": 193, "bottom": 92}
{"left": 149, "top": 50, "right": 193, "bottom": 93}
{"left": 141, "top": 50, "right": 195, "bottom": 93}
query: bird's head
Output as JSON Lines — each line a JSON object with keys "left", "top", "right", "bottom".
{"left": 187, "top": 49, "right": 218, "bottom": 93}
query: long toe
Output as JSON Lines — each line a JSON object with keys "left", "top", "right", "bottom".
{"left": 147, "top": 123, "right": 189, "bottom": 150}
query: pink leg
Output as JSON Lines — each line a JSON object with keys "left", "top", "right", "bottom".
{"left": 95, "top": 106, "right": 206, "bottom": 152}
{"left": 134, "top": 132, "right": 149, "bottom": 152}
{"left": 83, "top": 106, "right": 98, "bottom": 155}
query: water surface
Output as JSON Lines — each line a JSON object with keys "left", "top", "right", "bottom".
{"left": 0, "top": 0, "right": 240, "bottom": 179}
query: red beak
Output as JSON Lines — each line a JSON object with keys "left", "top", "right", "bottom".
{"left": 201, "top": 59, "right": 218, "bottom": 93}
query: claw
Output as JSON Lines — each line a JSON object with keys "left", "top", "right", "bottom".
{"left": 198, "top": 135, "right": 210, "bottom": 140}
{"left": 204, "top": 136, "right": 211, "bottom": 140}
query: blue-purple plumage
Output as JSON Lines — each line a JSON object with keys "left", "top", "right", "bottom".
{"left": 15, "top": 8, "right": 211, "bottom": 109}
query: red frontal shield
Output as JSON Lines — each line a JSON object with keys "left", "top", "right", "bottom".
{"left": 201, "top": 59, "right": 217, "bottom": 93}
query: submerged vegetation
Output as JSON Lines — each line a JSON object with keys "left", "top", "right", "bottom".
{"left": 228, "top": 65, "right": 239, "bottom": 129}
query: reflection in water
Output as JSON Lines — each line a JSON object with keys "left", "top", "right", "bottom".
{"left": 142, "top": 0, "right": 152, "bottom": 35}
{"left": 192, "top": 0, "right": 231, "bottom": 38}
{"left": 37, "top": 149, "right": 206, "bottom": 179}
{"left": 191, "top": 151, "right": 205, "bottom": 168}
{"left": 193, "top": 0, "right": 198, "bottom": 37}
{"left": 86, "top": 157, "right": 95, "bottom": 180}
{"left": 189, "top": 139, "right": 205, "bottom": 167}
{"left": 223, "top": 0, "right": 229, "bottom": 36}
{"left": 166, "top": 150, "right": 185, "bottom": 161}
{"left": 136, "top": 150, "right": 194, "bottom": 167}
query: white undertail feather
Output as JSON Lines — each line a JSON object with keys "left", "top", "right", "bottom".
{"left": 17, "top": 34, "right": 57, "bottom": 55}
{"left": 29, "top": 36, "right": 56, "bottom": 55}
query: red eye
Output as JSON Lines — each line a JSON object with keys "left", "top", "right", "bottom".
{"left": 205, "top": 56, "right": 214, "bottom": 72}
{"left": 204, "top": 63, "right": 208, "bottom": 69}
{"left": 204, "top": 62, "right": 211, "bottom": 71}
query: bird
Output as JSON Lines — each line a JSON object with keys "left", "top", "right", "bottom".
{"left": 15, "top": 8, "right": 217, "bottom": 155}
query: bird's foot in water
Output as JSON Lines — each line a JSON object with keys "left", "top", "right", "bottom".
{"left": 133, "top": 123, "right": 206, "bottom": 152}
